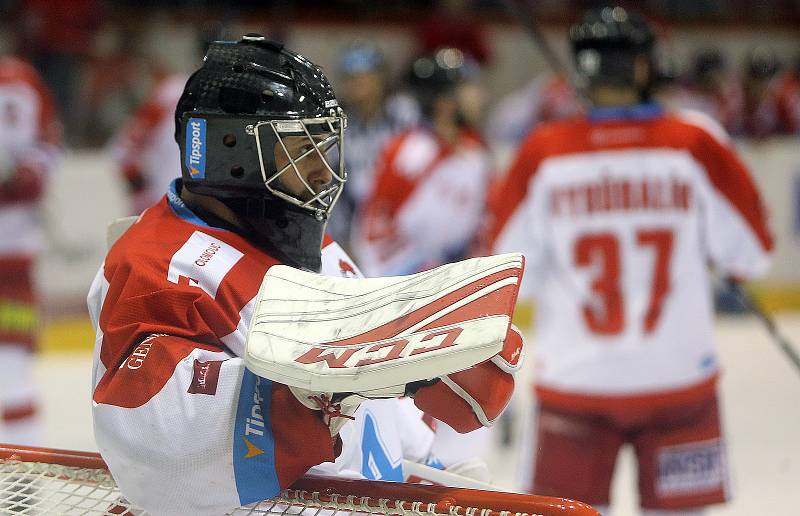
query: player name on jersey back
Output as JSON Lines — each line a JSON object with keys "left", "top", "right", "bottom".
{"left": 550, "top": 176, "right": 691, "bottom": 216}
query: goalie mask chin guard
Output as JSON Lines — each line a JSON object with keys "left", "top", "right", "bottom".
{"left": 175, "top": 34, "right": 347, "bottom": 271}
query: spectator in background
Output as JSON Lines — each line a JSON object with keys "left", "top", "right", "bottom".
{"left": 671, "top": 47, "right": 744, "bottom": 134}
{"left": 325, "top": 43, "right": 418, "bottom": 250}
{"left": 353, "top": 47, "right": 491, "bottom": 277}
{"left": 415, "top": 0, "right": 490, "bottom": 65}
{"left": 740, "top": 47, "right": 795, "bottom": 138}
{"left": 108, "top": 70, "right": 187, "bottom": 214}
{"left": 81, "top": 25, "right": 151, "bottom": 146}
{"left": 775, "top": 53, "right": 800, "bottom": 134}
{"left": 18, "top": 0, "right": 103, "bottom": 145}
{"left": 0, "top": 54, "right": 62, "bottom": 445}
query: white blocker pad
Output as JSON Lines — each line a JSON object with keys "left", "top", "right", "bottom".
{"left": 245, "top": 253, "right": 525, "bottom": 393}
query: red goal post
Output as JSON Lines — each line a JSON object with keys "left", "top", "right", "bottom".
{"left": 0, "top": 444, "right": 599, "bottom": 515}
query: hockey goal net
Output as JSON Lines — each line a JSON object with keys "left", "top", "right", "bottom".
{"left": 0, "top": 444, "right": 598, "bottom": 516}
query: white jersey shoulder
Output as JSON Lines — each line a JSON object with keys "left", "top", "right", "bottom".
{"left": 673, "top": 108, "right": 732, "bottom": 145}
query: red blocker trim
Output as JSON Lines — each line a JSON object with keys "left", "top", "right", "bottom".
{"left": 414, "top": 362, "right": 515, "bottom": 433}
{"left": 325, "top": 267, "right": 522, "bottom": 347}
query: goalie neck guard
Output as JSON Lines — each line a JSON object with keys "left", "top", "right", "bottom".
{"left": 174, "top": 34, "right": 347, "bottom": 271}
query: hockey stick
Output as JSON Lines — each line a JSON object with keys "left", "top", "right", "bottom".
{"left": 402, "top": 460, "right": 501, "bottom": 491}
{"left": 725, "top": 279, "right": 800, "bottom": 377}
{"left": 499, "top": 0, "right": 580, "bottom": 91}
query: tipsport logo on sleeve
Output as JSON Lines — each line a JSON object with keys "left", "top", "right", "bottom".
{"left": 186, "top": 118, "right": 207, "bottom": 179}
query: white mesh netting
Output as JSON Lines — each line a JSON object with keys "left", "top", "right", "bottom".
{"left": 0, "top": 458, "right": 549, "bottom": 516}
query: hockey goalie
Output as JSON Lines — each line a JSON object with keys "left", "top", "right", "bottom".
{"left": 89, "top": 35, "right": 526, "bottom": 516}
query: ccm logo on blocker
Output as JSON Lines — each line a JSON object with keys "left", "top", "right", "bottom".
{"left": 295, "top": 327, "right": 464, "bottom": 369}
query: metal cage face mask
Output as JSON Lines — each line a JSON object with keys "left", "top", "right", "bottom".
{"left": 249, "top": 110, "right": 347, "bottom": 221}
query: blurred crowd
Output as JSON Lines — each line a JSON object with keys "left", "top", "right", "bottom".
{"left": 0, "top": 0, "right": 799, "bottom": 148}
{"left": 0, "top": 0, "right": 797, "bottom": 297}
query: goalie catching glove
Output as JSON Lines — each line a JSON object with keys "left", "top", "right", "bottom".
{"left": 245, "top": 253, "right": 525, "bottom": 435}
{"left": 413, "top": 323, "right": 523, "bottom": 432}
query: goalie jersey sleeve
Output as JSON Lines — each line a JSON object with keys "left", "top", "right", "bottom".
{"left": 89, "top": 187, "right": 339, "bottom": 516}
{"left": 488, "top": 108, "right": 772, "bottom": 406}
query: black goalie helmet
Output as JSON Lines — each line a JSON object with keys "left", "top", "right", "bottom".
{"left": 174, "top": 34, "right": 347, "bottom": 271}
{"left": 569, "top": 6, "right": 656, "bottom": 94}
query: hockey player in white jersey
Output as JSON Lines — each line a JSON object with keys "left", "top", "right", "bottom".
{"left": 325, "top": 43, "right": 419, "bottom": 251}
{"left": 488, "top": 7, "right": 772, "bottom": 516}
{"left": 90, "top": 35, "right": 525, "bottom": 516}
{"left": 352, "top": 47, "right": 492, "bottom": 277}
{"left": 109, "top": 72, "right": 187, "bottom": 214}
{"left": 0, "top": 55, "right": 62, "bottom": 445}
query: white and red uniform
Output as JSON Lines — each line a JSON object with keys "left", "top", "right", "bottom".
{"left": 489, "top": 105, "right": 772, "bottom": 509}
{"left": 308, "top": 247, "right": 458, "bottom": 483}
{"left": 486, "top": 74, "right": 582, "bottom": 148}
{"left": 0, "top": 56, "right": 61, "bottom": 445}
{"left": 89, "top": 181, "right": 476, "bottom": 515}
{"left": 109, "top": 74, "right": 186, "bottom": 214}
{"left": 353, "top": 127, "right": 491, "bottom": 277}
{"left": 0, "top": 56, "right": 62, "bottom": 269}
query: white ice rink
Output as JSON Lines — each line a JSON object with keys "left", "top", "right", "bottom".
{"left": 29, "top": 314, "right": 800, "bottom": 516}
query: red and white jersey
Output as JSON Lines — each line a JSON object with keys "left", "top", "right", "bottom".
{"left": 0, "top": 56, "right": 62, "bottom": 257}
{"left": 308, "top": 240, "right": 440, "bottom": 482}
{"left": 109, "top": 74, "right": 186, "bottom": 214}
{"left": 310, "top": 397, "right": 435, "bottom": 481}
{"left": 89, "top": 183, "right": 444, "bottom": 514}
{"left": 353, "top": 127, "right": 491, "bottom": 277}
{"left": 486, "top": 74, "right": 582, "bottom": 147}
{"left": 488, "top": 105, "right": 772, "bottom": 411}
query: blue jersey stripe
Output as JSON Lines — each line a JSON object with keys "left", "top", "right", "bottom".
{"left": 233, "top": 370, "right": 281, "bottom": 505}
{"left": 588, "top": 102, "right": 664, "bottom": 122}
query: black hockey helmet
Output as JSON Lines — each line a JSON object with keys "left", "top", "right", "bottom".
{"left": 693, "top": 47, "right": 726, "bottom": 79}
{"left": 174, "top": 34, "right": 347, "bottom": 271}
{"left": 406, "top": 47, "right": 478, "bottom": 118}
{"left": 744, "top": 47, "right": 780, "bottom": 80}
{"left": 569, "top": 6, "right": 656, "bottom": 94}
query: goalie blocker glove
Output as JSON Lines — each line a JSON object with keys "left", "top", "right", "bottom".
{"left": 245, "top": 254, "right": 526, "bottom": 435}
{"left": 287, "top": 326, "right": 524, "bottom": 436}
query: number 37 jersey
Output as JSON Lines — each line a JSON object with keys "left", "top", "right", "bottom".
{"left": 488, "top": 107, "right": 773, "bottom": 408}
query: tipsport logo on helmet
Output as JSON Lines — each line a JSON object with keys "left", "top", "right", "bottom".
{"left": 185, "top": 118, "right": 207, "bottom": 179}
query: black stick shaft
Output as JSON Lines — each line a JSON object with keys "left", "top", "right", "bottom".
{"left": 500, "top": 0, "right": 579, "bottom": 90}
{"left": 728, "top": 280, "right": 800, "bottom": 376}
